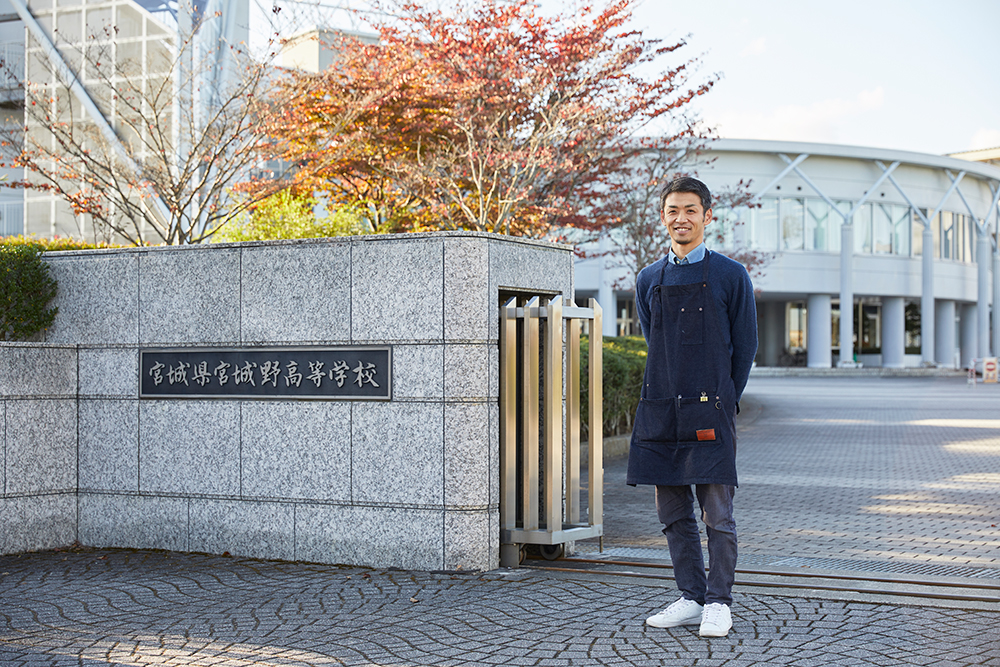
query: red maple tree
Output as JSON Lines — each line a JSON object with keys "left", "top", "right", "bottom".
{"left": 259, "top": 0, "right": 717, "bottom": 237}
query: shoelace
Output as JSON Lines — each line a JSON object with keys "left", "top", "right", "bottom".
{"left": 702, "top": 605, "right": 725, "bottom": 624}
{"left": 669, "top": 599, "right": 696, "bottom": 612}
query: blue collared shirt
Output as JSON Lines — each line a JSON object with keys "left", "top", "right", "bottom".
{"left": 667, "top": 243, "right": 707, "bottom": 266}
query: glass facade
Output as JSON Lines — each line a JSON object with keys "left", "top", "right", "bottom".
{"left": 780, "top": 198, "right": 804, "bottom": 251}
{"left": 805, "top": 199, "right": 843, "bottom": 252}
{"left": 739, "top": 196, "right": 975, "bottom": 263}
{"left": 751, "top": 198, "right": 778, "bottom": 250}
{"left": 20, "top": 0, "right": 177, "bottom": 241}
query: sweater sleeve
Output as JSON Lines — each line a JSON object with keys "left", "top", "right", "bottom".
{"left": 729, "top": 265, "right": 758, "bottom": 402}
{"left": 635, "top": 265, "right": 653, "bottom": 344}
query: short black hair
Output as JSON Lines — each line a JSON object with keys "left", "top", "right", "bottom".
{"left": 659, "top": 176, "right": 712, "bottom": 213}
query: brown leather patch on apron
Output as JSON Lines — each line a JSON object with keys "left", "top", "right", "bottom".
{"left": 696, "top": 429, "right": 716, "bottom": 441}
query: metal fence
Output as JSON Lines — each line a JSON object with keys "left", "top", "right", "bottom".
{"left": 499, "top": 296, "right": 603, "bottom": 566}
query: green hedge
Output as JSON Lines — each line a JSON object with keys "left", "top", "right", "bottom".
{"left": 0, "top": 244, "right": 58, "bottom": 340}
{"left": 580, "top": 334, "right": 647, "bottom": 437}
{"left": 0, "top": 235, "right": 115, "bottom": 252}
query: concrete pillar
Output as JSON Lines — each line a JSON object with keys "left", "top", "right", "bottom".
{"left": 993, "top": 252, "right": 1000, "bottom": 357}
{"left": 921, "top": 226, "right": 935, "bottom": 366}
{"left": 935, "top": 300, "right": 956, "bottom": 368}
{"left": 806, "top": 294, "right": 832, "bottom": 368}
{"left": 597, "top": 234, "right": 616, "bottom": 337}
{"left": 760, "top": 301, "right": 784, "bottom": 367}
{"left": 881, "top": 297, "right": 906, "bottom": 368}
{"left": 838, "top": 223, "right": 854, "bottom": 366}
{"left": 961, "top": 303, "right": 978, "bottom": 369}
{"left": 977, "top": 234, "right": 991, "bottom": 358}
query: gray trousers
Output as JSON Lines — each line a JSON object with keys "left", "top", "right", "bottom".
{"left": 655, "top": 484, "right": 737, "bottom": 606}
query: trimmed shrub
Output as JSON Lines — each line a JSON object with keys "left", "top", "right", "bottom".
{"left": 581, "top": 334, "right": 647, "bottom": 437}
{"left": 0, "top": 244, "right": 58, "bottom": 341}
{"left": 1, "top": 235, "right": 113, "bottom": 252}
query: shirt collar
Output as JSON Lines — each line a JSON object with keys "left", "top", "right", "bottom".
{"left": 668, "top": 243, "right": 707, "bottom": 265}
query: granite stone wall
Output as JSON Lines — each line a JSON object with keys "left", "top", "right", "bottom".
{"left": 0, "top": 232, "right": 572, "bottom": 571}
{"left": 0, "top": 344, "right": 79, "bottom": 553}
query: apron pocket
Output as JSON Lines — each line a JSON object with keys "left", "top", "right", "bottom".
{"left": 676, "top": 396, "right": 720, "bottom": 443}
{"left": 632, "top": 398, "right": 677, "bottom": 443}
{"left": 679, "top": 308, "right": 703, "bottom": 345}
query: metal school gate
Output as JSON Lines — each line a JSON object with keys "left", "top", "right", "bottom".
{"left": 499, "top": 296, "right": 603, "bottom": 567}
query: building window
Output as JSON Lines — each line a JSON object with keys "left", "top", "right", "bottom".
{"left": 913, "top": 211, "right": 925, "bottom": 256}
{"left": 780, "top": 198, "right": 805, "bottom": 251}
{"left": 872, "top": 203, "right": 892, "bottom": 254}
{"left": 858, "top": 302, "right": 881, "bottom": 353}
{"left": 708, "top": 206, "right": 737, "bottom": 249}
{"left": 960, "top": 213, "right": 973, "bottom": 263}
{"left": 806, "top": 199, "right": 833, "bottom": 251}
{"left": 787, "top": 302, "right": 806, "bottom": 351}
{"left": 616, "top": 297, "right": 637, "bottom": 337}
{"left": 0, "top": 202, "right": 23, "bottom": 237}
{"left": 941, "top": 211, "right": 954, "bottom": 260}
{"left": 905, "top": 301, "right": 921, "bottom": 353}
{"left": 891, "top": 205, "right": 911, "bottom": 256}
{"left": 751, "top": 199, "right": 778, "bottom": 250}
{"left": 832, "top": 301, "right": 841, "bottom": 350}
{"left": 854, "top": 203, "right": 873, "bottom": 254}
{"left": 931, "top": 212, "right": 941, "bottom": 258}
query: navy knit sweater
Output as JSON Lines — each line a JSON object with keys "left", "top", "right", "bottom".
{"left": 635, "top": 250, "right": 758, "bottom": 402}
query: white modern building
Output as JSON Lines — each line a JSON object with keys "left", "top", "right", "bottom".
{"left": 575, "top": 139, "right": 1000, "bottom": 369}
{"left": 0, "top": 0, "right": 379, "bottom": 242}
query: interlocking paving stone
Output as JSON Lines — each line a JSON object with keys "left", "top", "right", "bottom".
{"left": 1, "top": 549, "right": 998, "bottom": 666}
{"left": 592, "top": 376, "right": 1000, "bottom": 571}
{"left": 4, "top": 376, "right": 1000, "bottom": 665}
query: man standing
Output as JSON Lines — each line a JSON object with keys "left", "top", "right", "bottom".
{"left": 629, "top": 176, "right": 757, "bottom": 638}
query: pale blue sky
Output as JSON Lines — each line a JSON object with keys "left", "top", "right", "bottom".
{"left": 539, "top": 0, "right": 999, "bottom": 156}
{"left": 273, "top": 0, "right": 999, "bottom": 156}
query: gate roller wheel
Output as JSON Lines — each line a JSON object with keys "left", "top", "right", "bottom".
{"left": 540, "top": 544, "right": 564, "bottom": 561}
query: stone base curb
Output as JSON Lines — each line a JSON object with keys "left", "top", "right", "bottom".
{"left": 751, "top": 366, "right": 965, "bottom": 377}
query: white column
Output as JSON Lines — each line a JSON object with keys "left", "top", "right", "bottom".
{"left": 961, "top": 303, "right": 978, "bottom": 369}
{"left": 977, "top": 234, "right": 991, "bottom": 358}
{"left": 993, "top": 252, "right": 1000, "bottom": 357}
{"left": 760, "top": 301, "right": 784, "bottom": 367}
{"left": 881, "top": 297, "right": 906, "bottom": 368}
{"left": 597, "top": 234, "right": 617, "bottom": 337}
{"left": 935, "top": 300, "right": 956, "bottom": 368}
{"left": 838, "top": 223, "right": 854, "bottom": 366}
{"left": 806, "top": 294, "right": 832, "bottom": 368}
{"left": 921, "top": 227, "right": 935, "bottom": 366}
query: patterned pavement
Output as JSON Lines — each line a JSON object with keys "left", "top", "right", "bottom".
{"left": 1, "top": 548, "right": 997, "bottom": 667}
{"left": 2, "top": 375, "right": 999, "bottom": 666}
{"left": 599, "top": 375, "right": 1000, "bottom": 571}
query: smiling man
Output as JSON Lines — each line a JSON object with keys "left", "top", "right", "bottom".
{"left": 629, "top": 176, "right": 758, "bottom": 638}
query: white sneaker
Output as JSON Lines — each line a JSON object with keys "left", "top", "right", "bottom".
{"left": 645, "top": 597, "right": 704, "bottom": 628}
{"left": 699, "top": 602, "right": 732, "bottom": 637}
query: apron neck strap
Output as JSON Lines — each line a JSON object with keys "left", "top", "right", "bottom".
{"left": 658, "top": 249, "right": 712, "bottom": 284}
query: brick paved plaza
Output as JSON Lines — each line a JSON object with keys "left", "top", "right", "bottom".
{"left": 601, "top": 375, "right": 1000, "bottom": 570}
{"left": 2, "top": 375, "right": 999, "bottom": 666}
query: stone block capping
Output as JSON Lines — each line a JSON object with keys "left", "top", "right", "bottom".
{"left": 0, "top": 232, "right": 573, "bottom": 571}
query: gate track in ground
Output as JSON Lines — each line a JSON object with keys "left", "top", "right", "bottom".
{"left": 524, "top": 555, "right": 1000, "bottom": 608}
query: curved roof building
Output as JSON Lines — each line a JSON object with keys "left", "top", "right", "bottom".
{"left": 575, "top": 139, "right": 1000, "bottom": 369}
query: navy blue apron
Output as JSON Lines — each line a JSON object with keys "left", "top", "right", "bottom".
{"left": 626, "top": 251, "right": 738, "bottom": 486}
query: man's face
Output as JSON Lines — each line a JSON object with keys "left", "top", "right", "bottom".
{"left": 661, "top": 191, "right": 712, "bottom": 252}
